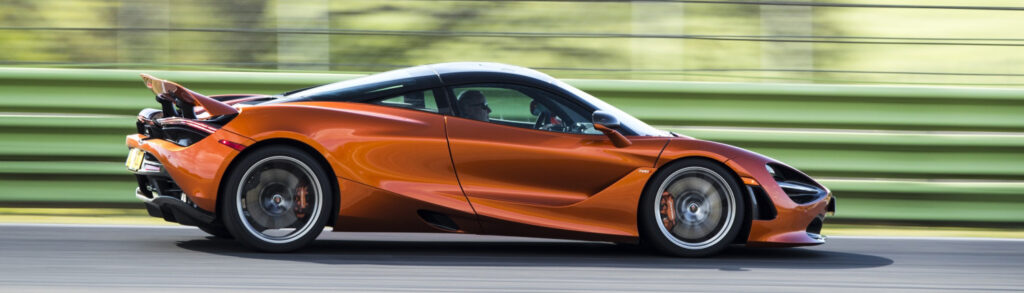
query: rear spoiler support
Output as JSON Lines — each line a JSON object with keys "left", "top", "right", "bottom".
{"left": 156, "top": 96, "right": 178, "bottom": 118}
{"left": 140, "top": 74, "right": 239, "bottom": 118}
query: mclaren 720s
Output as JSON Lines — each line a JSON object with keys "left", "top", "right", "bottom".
{"left": 126, "top": 62, "right": 835, "bottom": 257}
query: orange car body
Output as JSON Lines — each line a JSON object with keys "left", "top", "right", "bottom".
{"left": 127, "top": 63, "right": 834, "bottom": 247}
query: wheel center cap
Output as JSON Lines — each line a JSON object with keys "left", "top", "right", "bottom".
{"left": 688, "top": 203, "right": 699, "bottom": 213}
{"left": 272, "top": 194, "right": 283, "bottom": 204}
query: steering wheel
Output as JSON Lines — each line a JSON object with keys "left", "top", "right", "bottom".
{"left": 529, "top": 100, "right": 570, "bottom": 132}
{"left": 535, "top": 112, "right": 550, "bottom": 130}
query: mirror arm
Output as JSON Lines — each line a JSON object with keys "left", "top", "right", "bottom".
{"left": 594, "top": 123, "right": 632, "bottom": 148}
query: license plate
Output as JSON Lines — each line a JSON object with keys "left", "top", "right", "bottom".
{"left": 125, "top": 148, "right": 145, "bottom": 171}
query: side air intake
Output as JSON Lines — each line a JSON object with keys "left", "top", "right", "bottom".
{"left": 417, "top": 210, "right": 460, "bottom": 232}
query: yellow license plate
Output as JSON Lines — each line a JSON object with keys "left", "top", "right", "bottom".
{"left": 125, "top": 148, "right": 145, "bottom": 171}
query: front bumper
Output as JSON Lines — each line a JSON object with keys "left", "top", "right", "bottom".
{"left": 725, "top": 159, "right": 837, "bottom": 247}
{"left": 744, "top": 187, "right": 835, "bottom": 247}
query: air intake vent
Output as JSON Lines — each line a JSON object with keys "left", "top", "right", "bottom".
{"left": 746, "top": 185, "right": 777, "bottom": 220}
{"left": 417, "top": 210, "right": 460, "bottom": 232}
{"left": 806, "top": 216, "right": 823, "bottom": 235}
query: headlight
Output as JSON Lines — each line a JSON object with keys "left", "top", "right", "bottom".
{"left": 766, "top": 163, "right": 828, "bottom": 204}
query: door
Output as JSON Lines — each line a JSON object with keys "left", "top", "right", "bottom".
{"left": 444, "top": 83, "right": 668, "bottom": 235}
{"left": 324, "top": 88, "right": 478, "bottom": 232}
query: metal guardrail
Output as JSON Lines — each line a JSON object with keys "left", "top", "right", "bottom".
{"left": 1, "top": 68, "right": 1022, "bottom": 224}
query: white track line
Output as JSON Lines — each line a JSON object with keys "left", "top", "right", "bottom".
{"left": 0, "top": 223, "right": 192, "bottom": 229}
{"left": 828, "top": 235, "right": 1024, "bottom": 242}
{"left": 0, "top": 112, "right": 132, "bottom": 119}
{"left": 816, "top": 177, "right": 1024, "bottom": 185}
{"left": 660, "top": 125, "right": 1024, "bottom": 137}
{"left": 0, "top": 223, "right": 1020, "bottom": 242}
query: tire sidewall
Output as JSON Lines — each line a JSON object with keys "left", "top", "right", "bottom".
{"left": 639, "top": 158, "right": 746, "bottom": 257}
{"left": 222, "top": 145, "right": 333, "bottom": 252}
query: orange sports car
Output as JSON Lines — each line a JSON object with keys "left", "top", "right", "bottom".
{"left": 126, "top": 62, "right": 835, "bottom": 256}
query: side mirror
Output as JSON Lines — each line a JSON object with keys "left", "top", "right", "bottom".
{"left": 592, "top": 111, "right": 631, "bottom": 148}
{"left": 592, "top": 110, "right": 621, "bottom": 128}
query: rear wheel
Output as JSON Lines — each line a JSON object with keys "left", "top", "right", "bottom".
{"left": 639, "top": 159, "right": 745, "bottom": 257}
{"left": 223, "top": 145, "right": 332, "bottom": 252}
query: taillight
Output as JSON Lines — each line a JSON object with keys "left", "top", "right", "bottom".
{"left": 148, "top": 117, "right": 231, "bottom": 147}
{"left": 158, "top": 118, "right": 218, "bottom": 134}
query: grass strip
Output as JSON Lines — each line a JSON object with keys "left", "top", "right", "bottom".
{"left": 0, "top": 208, "right": 171, "bottom": 225}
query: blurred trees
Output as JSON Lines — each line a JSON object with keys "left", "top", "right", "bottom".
{"left": 0, "top": 0, "right": 1022, "bottom": 86}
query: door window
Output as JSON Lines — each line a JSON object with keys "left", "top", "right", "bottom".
{"left": 451, "top": 84, "right": 600, "bottom": 135}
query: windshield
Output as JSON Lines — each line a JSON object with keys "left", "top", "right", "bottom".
{"left": 552, "top": 79, "right": 672, "bottom": 137}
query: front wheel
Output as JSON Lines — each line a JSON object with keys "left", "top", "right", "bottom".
{"left": 639, "top": 159, "right": 745, "bottom": 257}
{"left": 222, "top": 145, "right": 333, "bottom": 252}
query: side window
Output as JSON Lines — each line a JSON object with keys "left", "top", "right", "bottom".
{"left": 451, "top": 84, "right": 601, "bottom": 135}
{"left": 369, "top": 89, "right": 440, "bottom": 113}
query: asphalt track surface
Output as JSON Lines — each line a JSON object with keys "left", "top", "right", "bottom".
{"left": 0, "top": 224, "right": 1021, "bottom": 292}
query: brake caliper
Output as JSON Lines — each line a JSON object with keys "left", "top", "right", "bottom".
{"left": 660, "top": 191, "right": 676, "bottom": 230}
{"left": 294, "top": 186, "right": 309, "bottom": 218}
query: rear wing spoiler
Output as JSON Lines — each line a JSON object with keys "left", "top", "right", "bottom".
{"left": 140, "top": 74, "right": 238, "bottom": 118}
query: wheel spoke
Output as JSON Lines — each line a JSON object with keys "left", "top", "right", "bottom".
{"left": 696, "top": 217, "right": 714, "bottom": 235}
{"left": 665, "top": 180, "right": 686, "bottom": 197}
{"left": 704, "top": 187, "right": 718, "bottom": 200}
{"left": 693, "top": 178, "right": 714, "bottom": 195}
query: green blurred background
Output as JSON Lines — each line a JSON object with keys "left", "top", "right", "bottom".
{"left": 0, "top": 0, "right": 1022, "bottom": 226}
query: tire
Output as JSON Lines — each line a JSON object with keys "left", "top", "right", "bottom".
{"left": 639, "top": 158, "right": 745, "bottom": 257}
{"left": 222, "top": 145, "right": 333, "bottom": 252}
{"left": 197, "top": 222, "right": 233, "bottom": 239}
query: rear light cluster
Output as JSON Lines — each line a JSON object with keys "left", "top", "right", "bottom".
{"left": 159, "top": 117, "right": 218, "bottom": 134}
{"left": 136, "top": 108, "right": 236, "bottom": 147}
{"left": 766, "top": 163, "right": 828, "bottom": 204}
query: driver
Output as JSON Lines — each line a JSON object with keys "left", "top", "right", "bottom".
{"left": 458, "top": 90, "right": 491, "bottom": 122}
